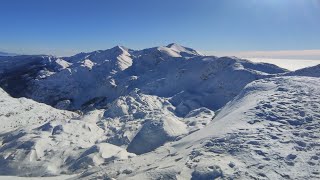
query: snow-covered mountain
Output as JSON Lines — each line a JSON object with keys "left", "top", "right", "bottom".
{"left": 0, "top": 44, "right": 319, "bottom": 179}
{"left": 0, "top": 44, "right": 287, "bottom": 112}
{"left": 285, "top": 64, "right": 320, "bottom": 77}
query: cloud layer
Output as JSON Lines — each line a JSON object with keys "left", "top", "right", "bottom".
{"left": 203, "top": 49, "right": 320, "bottom": 60}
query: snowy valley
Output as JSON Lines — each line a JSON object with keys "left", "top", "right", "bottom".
{"left": 0, "top": 44, "right": 319, "bottom": 180}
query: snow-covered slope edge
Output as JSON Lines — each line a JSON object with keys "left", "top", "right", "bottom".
{"left": 0, "top": 88, "right": 76, "bottom": 133}
{"left": 0, "top": 89, "right": 134, "bottom": 176}
{"left": 285, "top": 64, "right": 320, "bottom": 77}
{"left": 79, "top": 76, "right": 320, "bottom": 180}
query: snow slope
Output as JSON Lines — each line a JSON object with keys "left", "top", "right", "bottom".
{"left": 0, "top": 44, "right": 319, "bottom": 179}
{"left": 0, "top": 89, "right": 134, "bottom": 176}
{"left": 0, "top": 88, "right": 76, "bottom": 133}
{"left": 285, "top": 64, "right": 320, "bottom": 77}
{"left": 79, "top": 76, "right": 320, "bottom": 180}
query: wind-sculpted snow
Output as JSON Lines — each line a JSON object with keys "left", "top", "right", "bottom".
{"left": 1, "top": 44, "right": 319, "bottom": 179}
{"left": 0, "top": 88, "right": 76, "bottom": 132}
{"left": 0, "top": 90, "right": 136, "bottom": 176}
{"left": 78, "top": 77, "right": 320, "bottom": 180}
{"left": 126, "top": 117, "right": 188, "bottom": 155}
{"left": 100, "top": 91, "right": 209, "bottom": 153}
{"left": 0, "top": 87, "right": 212, "bottom": 176}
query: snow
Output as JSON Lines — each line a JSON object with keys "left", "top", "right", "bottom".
{"left": 167, "top": 43, "right": 204, "bottom": 57}
{"left": 80, "top": 59, "right": 95, "bottom": 70}
{"left": 0, "top": 91, "right": 134, "bottom": 176}
{"left": 79, "top": 76, "right": 320, "bottom": 180}
{"left": 285, "top": 64, "right": 320, "bottom": 77}
{"left": 0, "top": 88, "right": 76, "bottom": 132}
{"left": 0, "top": 175, "right": 76, "bottom": 180}
{"left": 127, "top": 117, "right": 188, "bottom": 155}
{"left": 1, "top": 44, "right": 287, "bottom": 112}
{"left": 157, "top": 46, "right": 182, "bottom": 57}
{"left": 55, "top": 58, "right": 71, "bottom": 69}
{"left": 0, "top": 44, "right": 319, "bottom": 179}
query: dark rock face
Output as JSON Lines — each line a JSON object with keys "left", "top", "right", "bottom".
{"left": 0, "top": 56, "right": 54, "bottom": 99}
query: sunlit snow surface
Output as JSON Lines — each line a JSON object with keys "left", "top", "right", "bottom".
{"left": 0, "top": 44, "right": 319, "bottom": 179}
{"left": 79, "top": 76, "right": 320, "bottom": 180}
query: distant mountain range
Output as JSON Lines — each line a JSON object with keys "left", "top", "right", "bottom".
{"left": 0, "top": 51, "right": 18, "bottom": 56}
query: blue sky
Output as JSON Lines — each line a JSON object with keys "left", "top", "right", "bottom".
{"left": 0, "top": 0, "right": 320, "bottom": 57}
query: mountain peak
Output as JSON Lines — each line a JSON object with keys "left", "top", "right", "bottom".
{"left": 166, "top": 43, "right": 183, "bottom": 48}
{"left": 164, "top": 43, "right": 203, "bottom": 57}
{"left": 110, "top": 45, "right": 127, "bottom": 52}
{"left": 114, "top": 45, "right": 127, "bottom": 49}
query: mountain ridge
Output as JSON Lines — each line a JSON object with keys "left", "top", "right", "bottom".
{"left": 0, "top": 44, "right": 319, "bottom": 179}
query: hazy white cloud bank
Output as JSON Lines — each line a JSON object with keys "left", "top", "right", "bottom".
{"left": 203, "top": 49, "right": 320, "bottom": 60}
{"left": 202, "top": 49, "right": 320, "bottom": 71}
{"left": 247, "top": 58, "right": 320, "bottom": 71}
